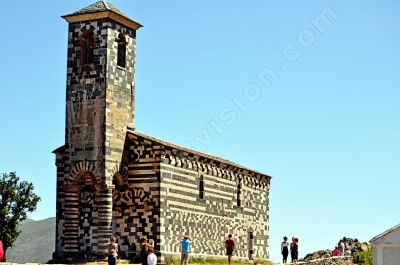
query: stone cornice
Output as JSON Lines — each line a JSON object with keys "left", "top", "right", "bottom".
{"left": 62, "top": 11, "right": 142, "bottom": 31}
{"left": 127, "top": 130, "right": 272, "bottom": 183}
{"left": 161, "top": 152, "right": 270, "bottom": 190}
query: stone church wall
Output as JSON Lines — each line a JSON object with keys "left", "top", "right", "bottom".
{"left": 119, "top": 131, "right": 270, "bottom": 261}
{"left": 159, "top": 153, "right": 270, "bottom": 260}
{"left": 111, "top": 133, "right": 162, "bottom": 258}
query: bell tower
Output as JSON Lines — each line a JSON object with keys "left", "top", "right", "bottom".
{"left": 54, "top": 1, "right": 142, "bottom": 260}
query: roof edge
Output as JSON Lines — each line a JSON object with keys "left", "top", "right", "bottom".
{"left": 127, "top": 129, "right": 272, "bottom": 179}
{"left": 52, "top": 144, "right": 66, "bottom": 154}
{"left": 370, "top": 223, "right": 400, "bottom": 243}
{"left": 62, "top": 10, "right": 143, "bottom": 30}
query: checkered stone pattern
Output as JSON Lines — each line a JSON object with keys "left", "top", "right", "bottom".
{"left": 159, "top": 154, "right": 270, "bottom": 260}
{"left": 112, "top": 187, "right": 158, "bottom": 258}
{"left": 53, "top": 3, "right": 271, "bottom": 264}
{"left": 104, "top": 22, "right": 136, "bottom": 185}
{"left": 110, "top": 133, "right": 162, "bottom": 259}
{"left": 54, "top": 17, "right": 138, "bottom": 261}
{"left": 123, "top": 131, "right": 271, "bottom": 262}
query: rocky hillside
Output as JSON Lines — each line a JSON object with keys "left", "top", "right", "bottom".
{"left": 302, "top": 237, "right": 370, "bottom": 261}
{"left": 6, "top": 217, "right": 55, "bottom": 263}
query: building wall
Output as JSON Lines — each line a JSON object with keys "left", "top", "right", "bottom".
{"left": 159, "top": 152, "right": 270, "bottom": 260}
{"left": 383, "top": 247, "right": 400, "bottom": 265}
{"left": 104, "top": 22, "right": 136, "bottom": 184}
{"left": 371, "top": 228, "right": 400, "bottom": 265}
{"left": 55, "top": 18, "right": 137, "bottom": 260}
{"left": 111, "top": 133, "right": 162, "bottom": 258}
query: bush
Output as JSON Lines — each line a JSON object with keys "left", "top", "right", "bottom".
{"left": 353, "top": 249, "right": 373, "bottom": 265}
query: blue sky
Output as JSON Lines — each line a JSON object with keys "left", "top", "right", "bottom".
{"left": 0, "top": 0, "right": 399, "bottom": 262}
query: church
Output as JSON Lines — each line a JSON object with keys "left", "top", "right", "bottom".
{"left": 53, "top": 1, "right": 271, "bottom": 263}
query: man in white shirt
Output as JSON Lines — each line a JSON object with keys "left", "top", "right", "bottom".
{"left": 147, "top": 249, "right": 157, "bottom": 265}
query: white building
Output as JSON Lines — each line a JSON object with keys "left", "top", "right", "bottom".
{"left": 370, "top": 224, "right": 400, "bottom": 265}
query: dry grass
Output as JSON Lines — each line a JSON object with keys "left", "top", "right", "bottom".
{"left": 80, "top": 256, "right": 273, "bottom": 265}
{"left": 164, "top": 255, "right": 273, "bottom": 265}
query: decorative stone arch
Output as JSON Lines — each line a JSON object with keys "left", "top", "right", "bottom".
{"left": 69, "top": 161, "right": 99, "bottom": 183}
{"left": 110, "top": 163, "right": 129, "bottom": 190}
{"left": 113, "top": 187, "right": 153, "bottom": 207}
{"left": 75, "top": 171, "right": 96, "bottom": 186}
{"left": 68, "top": 168, "right": 98, "bottom": 255}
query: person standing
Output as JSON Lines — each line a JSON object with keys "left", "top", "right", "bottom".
{"left": 225, "top": 234, "right": 235, "bottom": 265}
{"left": 106, "top": 236, "right": 118, "bottom": 265}
{"left": 180, "top": 236, "right": 192, "bottom": 265}
{"left": 139, "top": 237, "right": 153, "bottom": 265}
{"left": 147, "top": 249, "right": 157, "bottom": 265}
{"left": 338, "top": 240, "right": 345, "bottom": 256}
{"left": 290, "top": 237, "right": 298, "bottom": 262}
{"left": 290, "top": 237, "right": 294, "bottom": 262}
{"left": 281, "top": 236, "right": 289, "bottom": 263}
{"left": 332, "top": 246, "right": 339, "bottom": 256}
{"left": 0, "top": 240, "right": 4, "bottom": 262}
{"left": 294, "top": 237, "right": 299, "bottom": 262}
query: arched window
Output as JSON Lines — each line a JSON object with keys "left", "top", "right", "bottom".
{"left": 81, "top": 29, "right": 94, "bottom": 65}
{"left": 237, "top": 180, "right": 242, "bottom": 207}
{"left": 117, "top": 33, "right": 126, "bottom": 68}
{"left": 199, "top": 175, "right": 204, "bottom": 199}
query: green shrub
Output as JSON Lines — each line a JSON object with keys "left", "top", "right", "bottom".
{"left": 353, "top": 249, "right": 373, "bottom": 265}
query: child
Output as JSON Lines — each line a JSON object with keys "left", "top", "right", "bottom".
{"left": 106, "top": 236, "right": 118, "bottom": 265}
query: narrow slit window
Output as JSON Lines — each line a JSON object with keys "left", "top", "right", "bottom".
{"left": 81, "top": 29, "right": 94, "bottom": 65}
{"left": 199, "top": 175, "right": 204, "bottom": 199}
{"left": 117, "top": 33, "right": 126, "bottom": 68}
{"left": 237, "top": 181, "right": 242, "bottom": 207}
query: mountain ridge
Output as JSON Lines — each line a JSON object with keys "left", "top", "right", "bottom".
{"left": 6, "top": 217, "right": 56, "bottom": 263}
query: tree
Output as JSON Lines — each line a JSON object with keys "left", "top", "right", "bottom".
{"left": 0, "top": 172, "right": 40, "bottom": 261}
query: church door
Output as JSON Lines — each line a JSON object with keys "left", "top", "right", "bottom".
{"left": 248, "top": 229, "right": 254, "bottom": 260}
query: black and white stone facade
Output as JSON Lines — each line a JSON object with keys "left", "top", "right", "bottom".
{"left": 53, "top": 1, "right": 271, "bottom": 263}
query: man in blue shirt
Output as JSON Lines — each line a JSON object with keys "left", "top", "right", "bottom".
{"left": 180, "top": 236, "right": 192, "bottom": 265}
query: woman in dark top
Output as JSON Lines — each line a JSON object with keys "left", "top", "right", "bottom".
{"left": 290, "top": 237, "right": 299, "bottom": 262}
{"left": 281, "top": 236, "right": 289, "bottom": 263}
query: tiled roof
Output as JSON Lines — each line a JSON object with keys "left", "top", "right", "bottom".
{"left": 64, "top": 1, "right": 127, "bottom": 17}
{"left": 62, "top": 1, "right": 143, "bottom": 30}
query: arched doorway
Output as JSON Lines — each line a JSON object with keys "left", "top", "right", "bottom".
{"left": 76, "top": 171, "right": 97, "bottom": 258}
{"left": 247, "top": 227, "right": 254, "bottom": 260}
